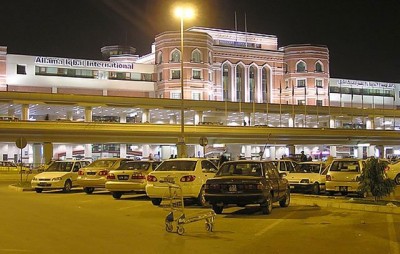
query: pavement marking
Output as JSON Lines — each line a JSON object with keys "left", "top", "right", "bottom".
{"left": 254, "top": 210, "right": 297, "bottom": 237}
{"left": 387, "top": 214, "right": 400, "bottom": 254}
{"left": 117, "top": 204, "right": 145, "bottom": 210}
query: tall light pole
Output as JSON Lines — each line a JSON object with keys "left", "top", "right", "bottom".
{"left": 174, "top": 6, "right": 194, "bottom": 158}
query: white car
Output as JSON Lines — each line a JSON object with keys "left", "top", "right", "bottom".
{"left": 77, "top": 158, "right": 132, "bottom": 194}
{"left": 145, "top": 158, "right": 218, "bottom": 206}
{"left": 386, "top": 161, "right": 400, "bottom": 185}
{"left": 105, "top": 160, "right": 161, "bottom": 199}
{"left": 325, "top": 158, "right": 366, "bottom": 197}
{"left": 31, "top": 160, "right": 90, "bottom": 193}
{"left": 287, "top": 161, "right": 326, "bottom": 194}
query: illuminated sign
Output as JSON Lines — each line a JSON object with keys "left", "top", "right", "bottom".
{"left": 35, "top": 56, "right": 134, "bottom": 70}
{"left": 337, "top": 79, "right": 396, "bottom": 89}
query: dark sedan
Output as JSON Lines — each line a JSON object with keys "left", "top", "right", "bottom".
{"left": 204, "top": 160, "right": 290, "bottom": 214}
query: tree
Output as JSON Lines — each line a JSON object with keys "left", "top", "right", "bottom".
{"left": 358, "top": 157, "right": 396, "bottom": 201}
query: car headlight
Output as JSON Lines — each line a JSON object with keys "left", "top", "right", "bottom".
{"left": 52, "top": 177, "right": 62, "bottom": 181}
{"left": 300, "top": 179, "right": 310, "bottom": 183}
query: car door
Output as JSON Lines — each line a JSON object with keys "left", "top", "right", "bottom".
{"left": 71, "top": 162, "right": 82, "bottom": 185}
{"left": 264, "top": 162, "right": 280, "bottom": 200}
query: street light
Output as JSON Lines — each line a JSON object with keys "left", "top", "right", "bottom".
{"left": 174, "top": 6, "right": 194, "bottom": 158}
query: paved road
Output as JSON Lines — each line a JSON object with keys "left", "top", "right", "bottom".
{"left": 0, "top": 182, "right": 399, "bottom": 254}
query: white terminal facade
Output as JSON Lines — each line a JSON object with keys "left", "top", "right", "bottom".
{"left": 0, "top": 27, "right": 399, "bottom": 164}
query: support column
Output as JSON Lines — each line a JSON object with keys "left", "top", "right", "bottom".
{"left": 376, "top": 145, "right": 384, "bottom": 158}
{"left": 84, "top": 144, "right": 92, "bottom": 160}
{"left": 244, "top": 145, "right": 252, "bottom": 159}
{"left": 367, "top": 145, "right": 375, "bottom": 158}
{"left": 142, "top": 109, "right": 150, "bottom": 123}
{"left": 286, "top": 144, "right": 295, "bottom": 157}
{"left": 269, "top": 146, "right": 277, "bottom": 160}
{"left": 288, "top": 117, "right": 294, "bottom": 127}
{"left": 329, "top": 117, "right": 335, "bottom": 128}
{"left": 243, "top": 113, "right": 251, "bottom": 126}
{"left": 357, "top": 146, "right": 363, "bottom": 159}
{"left": 119, "top": 113, "right": 126, "bottom": 123}
{"left": 120, "top": 144, "right": 127, "bottom": 158}
{"left": 65, "top": 145, "right": 73, "bottom": 160}
{"left": 85, "top": 107, "right": 92, "bottom": 122}
{"left": 43, "top": 142, "right": 53, "bottom": 164}
{"left": 194, "top": 111, "right": 203, "bottom": 125}
{"left": 33, "top": 143, "right": 42, "bottom": 167}
{"left": 169, "top": 114, "right": 177, "bottom": 124}
{"left": 66, "top": 111, "right": 73, "bottom": 121}
{"left": 329, "top": 146, "right": 337, "bottom": 158}
{"left": 366, "top": 118, "right": 373, "bottom": 129}
{"left": 21, "top": 104, "right": 29, "bottom": 120}
{"left": 142, "top": 144, "right": 150, "bottom": 160}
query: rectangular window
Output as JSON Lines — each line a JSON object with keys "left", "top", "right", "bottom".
{"left": 316, "top": 100, "right": 323, "bottom": 106}
{"left": 16, "top": 65, "right": 26, "bottom": 75}
{"left": 298, "top": 100, "right": 305, "bottom": 105}
{"left": 192, "top": 92, "right": 201, "bottom": 100}
{"left": 171, "top": 70, "right": 180, "bottom": 79}
{"left": 297, "top": 79, "right": 306, "bottom": 87}
{"left": 315, "top": 79, "right": 323, "bottom": 88}
{"left": 192, "top": 70, "right": 201, "bottom": 79}
{"left": 171, "top": 92, "right": 181, "bottom": 99}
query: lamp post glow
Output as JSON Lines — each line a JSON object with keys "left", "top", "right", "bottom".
{"left": 174, "top": 6, "right": 194, "bottom": 158}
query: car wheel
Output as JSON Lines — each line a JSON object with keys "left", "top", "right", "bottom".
{"left": 84, "top": 187, "right": 95, "bottom": 194}
{"left": 212, "top": 204, "right": 223, "bottom": 214}
{"left": 177, "top": 226, "right": 185, "bottom": 235}
{"left": 35, "top": 188, "right": 43, "bottom": 193}
{"left": 279, "top": 188, "right": 290, "bottom": 207}
{"left": 261, "top": 194, "right": 272, "bottom": 215}
{"left": 312, "top": 183, "right": 320, "bottom": 195}
{"left": 197, "top": 186, "right": 206, "bottom": 206}
{"left": 63, "top": 180, "right": 72, "bottom": 193}
{"left": 151, "top": 198, "right": 162, "bottom": 206}
{"left": 112, "top": 192, "right": 123, "bottom": 199}
{"left": 395, "top": 174, "right": 400, "bottom": 185}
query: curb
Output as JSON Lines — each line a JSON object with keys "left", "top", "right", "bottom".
{"left": 8, "top": 184, "right": 34, "bottom": 192}
{"left": 292, "top": 196, "right": 400, "bottom": 215}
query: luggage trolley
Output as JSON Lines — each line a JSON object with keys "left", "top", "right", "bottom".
{"left": 160, "top": 178, "right": 216, "bottom": 235}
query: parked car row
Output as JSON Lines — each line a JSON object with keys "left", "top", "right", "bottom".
{"left": 30, "top": 157, "right": 293, "bottom": 215}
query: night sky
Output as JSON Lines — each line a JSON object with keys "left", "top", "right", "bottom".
{"left": 1, "top": 0, "right": 399, "bottom": 82}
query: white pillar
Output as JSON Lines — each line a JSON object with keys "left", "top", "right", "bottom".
{"left": 367, "top": 145, "right": 375, "bottom": 157}
{"left": 194, "top": 111, "right": 203, "bottom": 125}
{"left": 66, "top": 111, "right": 73, "bottom": 121}
{"left": 85, "top": 107, "right": 92, "bottom": 122}
{"left": 376, "top": 145, "right": 384, "bottom": 158}
{"left": 269, "top": 146, "right": 277, "bottom": 160}
{"left": 244, "top": 145, "right": 252, "bottom": 159}
{"left": 366, "top": 119, "right": 373, "bottom": 129}
{"left": 21, "top": 104, "right": 29, "bottom": 120}
{"left": 119, "top": 113, "right": 126, "bottom": 123}
{"left": 288, "top": 117, "right": 294, "bottom": 127}
{"left": 330, "top": 146, "right": 337, "bottom": 157}
{"left": 142, "top": 144, "right": 150, "bottom": 159}
{"left": 65, "top": 145, "right": 73, "bottom": 160}
{"left": 142, "top": 109, "right": 150, "bottom": 123}
{"left": 84, "top": 144, "right": 92, "bottom": 160}
{"left": 329, "top": 118, "right": 335, "bottom": 128}
{"left": 357, "top": 146, "right": 363, "bottom": 159}
{"left": 170, "top": 114, "right": 177, "bottom": 124}
{"left": 194, "top": 145, "right": 203, "bottom": 158}
{"left": 33, "top": 143, "right": 42, "bottom": 167}
{"left": 120, "top": 144, "right": 127, "bottom": 158}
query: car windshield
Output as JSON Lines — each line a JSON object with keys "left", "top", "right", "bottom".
{"left": 46, "top": 162, "right": 74, "bottom": 172}
{"left": 156, "top": 161, "right": 196, "bottom": 171}
{"left": 86, "top": 160, "right": 117, "bottom": 168}
{"left": 217, "top": 162, "right": 263, "bottom": 177}
{"left": 329, "top": 161, "right": 360, "bottom": 172}
{"left": 117, "top": 162, "right": 150, "bottom": 171}
{"left": 294, "top": 164, "right": 321, "bottom": 173}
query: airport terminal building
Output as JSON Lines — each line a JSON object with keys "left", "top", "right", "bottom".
{"left": 0, "top": 27, "right": 398, "bottom": 164}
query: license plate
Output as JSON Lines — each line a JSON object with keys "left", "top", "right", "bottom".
{"left": 38, "top": 182, "right": 50, "bottom": 187}
{"left": 118, "top": 175, "right": 129, "bottom": 180}
{"left": 339, "top": 186, "right": 348, "bottom": 192}
{"left": 87, "top": 172, "right": 96, "bottom": 175}
{"left": 228, "top": 185, "right": 237, "bottom": 192}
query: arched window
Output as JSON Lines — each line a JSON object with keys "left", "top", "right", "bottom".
{"left": 249, "top": 66, "right": 256, "bottom": 102}
{"left": 171, "top": 50, "right": 181, "bottom": 63}
{"left": 222, "top": 63, "right": 231, "bottom": 101}
{"left": 157, "top": 51, "right": 163, "bottom": 64}
{"left": 191, "top": 49, "right": 202, "bottom": 63}
{"left": 236, "top": 65, "right": 245, "bottom": 102}
{"left": 261, "top": 67, "right": 269, "bottom": 103}
{"left": 315, "top": 62, "right": 323, "bottom": 72}
{"left": 296, "top": 61, "right": 306, "bottom": 72}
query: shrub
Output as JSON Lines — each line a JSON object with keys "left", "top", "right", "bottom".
{"left": 359, "top": 157, "right": 396, "bottom": 201}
